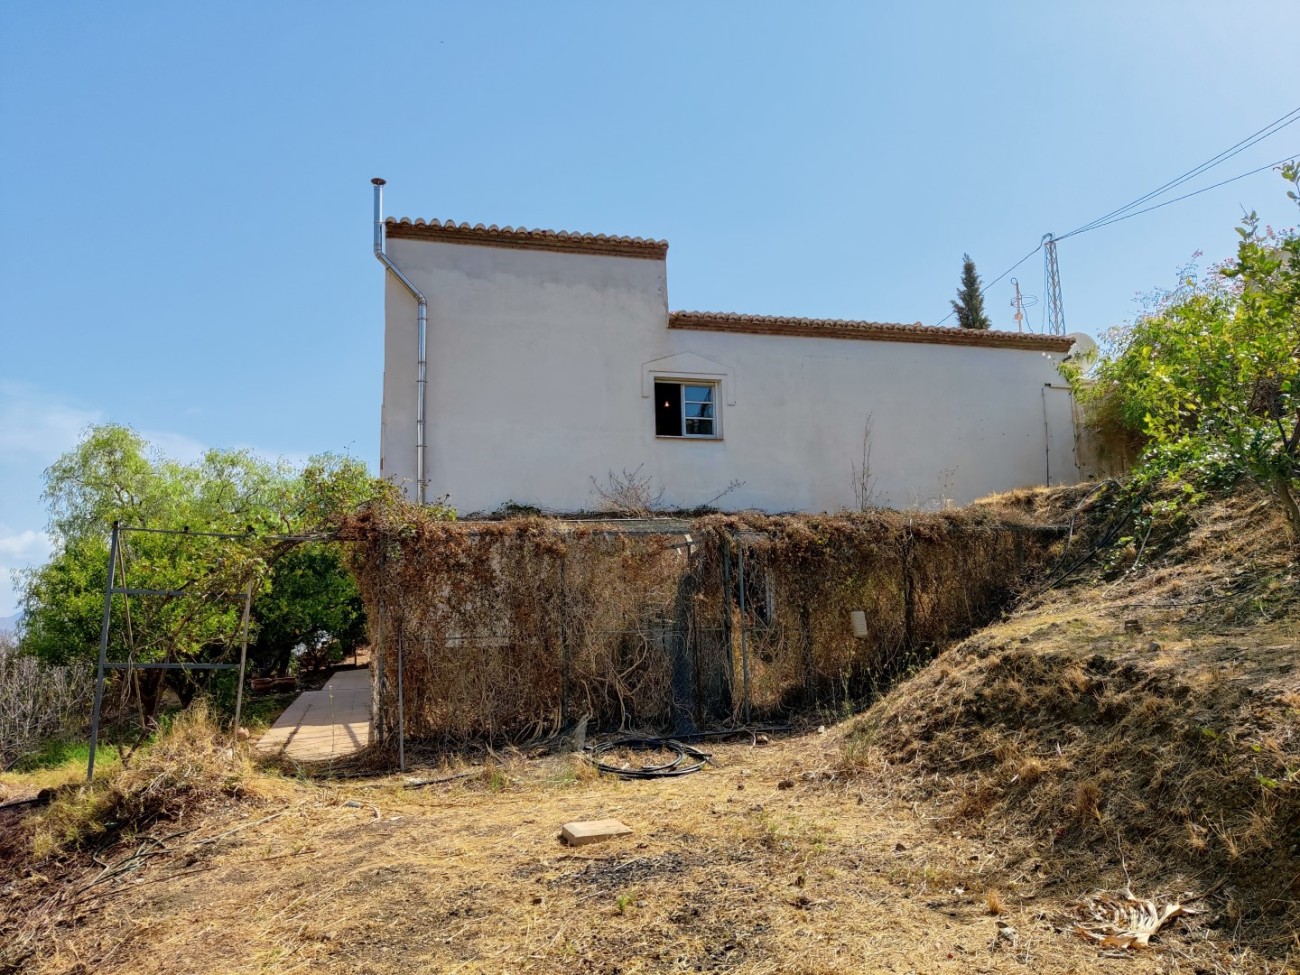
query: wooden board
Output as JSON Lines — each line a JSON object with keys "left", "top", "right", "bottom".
{"left": 560, "top": 819, "right": 632, "bottom": 846}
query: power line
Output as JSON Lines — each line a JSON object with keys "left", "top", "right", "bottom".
{"left": 935, "top": 152, "right": 1297, "bottom": 325}
{"left": 933, "top": 106, "right": 1300, "bottom": 326}
{"left": 1056, "top": 152, "right": 1298, "bottom": 241}
{"left": 1062, "top": 105, "right": 1300, "bottom": 238}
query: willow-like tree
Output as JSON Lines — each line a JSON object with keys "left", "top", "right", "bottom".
{"left": 18, "top": 424, "right": 386, "bottom": 720}
{"left": 951, "top": 254, "right": 992, "bottom": 329}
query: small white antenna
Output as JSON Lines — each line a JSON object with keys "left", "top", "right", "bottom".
{"left": 1009, "top": 277, "right": 1039, "bottom": 333}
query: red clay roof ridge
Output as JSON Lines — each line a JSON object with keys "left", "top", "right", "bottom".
{"left": 669, "top": 311, "right": 1075, "bottom": 352}
{"left": 384, "top": 216, "right": 668, "bottom": 259}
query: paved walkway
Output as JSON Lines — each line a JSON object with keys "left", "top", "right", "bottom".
{"left": 255, "top": 668, "right": 371, "bottom": 761}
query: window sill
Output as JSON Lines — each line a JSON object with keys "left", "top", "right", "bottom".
{"left": 655, "top": 435, "right": 723, "bottom": 442}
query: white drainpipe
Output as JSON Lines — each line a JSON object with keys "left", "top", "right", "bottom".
{"left": 371, "top": 178, "right": 427, "bottom": 504}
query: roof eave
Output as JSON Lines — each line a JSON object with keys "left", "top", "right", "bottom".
{"left": 384, "top": 217, "right": 668, "bottom": 260}
{"left": 669, "top": 312, "right": 1075, "bottom": 352}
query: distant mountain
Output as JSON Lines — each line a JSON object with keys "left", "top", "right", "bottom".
{"left": 0, "top": 612, "right": 22, "bottom": 636}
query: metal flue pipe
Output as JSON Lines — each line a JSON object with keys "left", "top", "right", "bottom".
{"left": 371, "top": 178, "right": 428, "bottom": 504}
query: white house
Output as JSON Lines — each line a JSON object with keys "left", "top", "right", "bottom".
{"left": 373, "top": 186, "right": 1083, "bottom": 515}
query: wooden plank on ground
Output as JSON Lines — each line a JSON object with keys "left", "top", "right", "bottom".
{"left": 561, "top": 819, "right": 632, "bottom": 846}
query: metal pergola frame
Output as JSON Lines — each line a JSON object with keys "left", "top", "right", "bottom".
{"left": 86, "top": 521, "right": 333, "bottom": 781}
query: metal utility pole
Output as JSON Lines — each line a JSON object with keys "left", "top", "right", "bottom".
{"left": 1042, "top": 233, "right": 1066, "bottom": 336}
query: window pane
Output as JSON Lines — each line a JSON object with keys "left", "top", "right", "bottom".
{"left": 685, "top": 417, "right": 714, "bottom": 436}
{"left": 684, "top": 385, "right": 714, "bottom": 404}
{"left": 685, "top": 402, "right": 714, "bottom": 419}
{"left": 654, "top": 382, "right": 682, "bottom": 437}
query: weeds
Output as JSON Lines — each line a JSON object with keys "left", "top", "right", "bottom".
{"left": 28, "top": 700, "right": 256, "bottom": 859}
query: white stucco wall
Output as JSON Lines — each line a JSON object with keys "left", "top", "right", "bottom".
{"left": 380, "top": 237, "right": 1082, "bottom": 515}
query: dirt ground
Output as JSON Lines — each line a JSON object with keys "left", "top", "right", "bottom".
{"left": 5, "top": 488, "right": 1298, "bottom": 974}
{"left": 3, "top": 726, "right": 1269, "bottom": 975}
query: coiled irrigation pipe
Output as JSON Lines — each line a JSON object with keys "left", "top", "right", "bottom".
{"left": 587, "top": 737, "right": 711, "bottom": 779}
{"left": 586, "top": 726, "right": 790, "bottom": 779}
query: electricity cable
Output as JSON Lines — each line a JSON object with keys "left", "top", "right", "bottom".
{"left": 1056, "top": 152, "right": 1299, "bottom": 241}
{"left": 935, "top": 107, "right": 1300, "bottom": 325}
{"left": 1062, "top": 105, "right": 1300, "bottom": 238}
{"left": 587, "top": 737, "right": 712, "bottom": 778}
{"left": 585, "top": 725, "right": 791, "bottom": 779}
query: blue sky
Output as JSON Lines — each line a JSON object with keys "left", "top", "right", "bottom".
{"left": 2, "top": 2, "right": 1299, "bottom": 615}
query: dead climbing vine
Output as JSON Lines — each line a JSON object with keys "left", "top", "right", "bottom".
{"left": 341, "top": 497, "right": 1060, "bottom": 744}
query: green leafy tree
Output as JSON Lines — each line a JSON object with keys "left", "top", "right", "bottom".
{"left": 951, "top": 254, "right": 992, "bottom": 330}
{"left": 253, "top": 545, "right": 368, "bottom": 676}
{"left": 19, "top": 424, "right": 386, "bottom": 719}
{"left": 1079, "top": 165, "right": 1300, "bottom": 536}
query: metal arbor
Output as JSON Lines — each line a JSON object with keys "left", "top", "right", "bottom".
{"left": 85, "top": 521, "right": 328, "bottom": 781}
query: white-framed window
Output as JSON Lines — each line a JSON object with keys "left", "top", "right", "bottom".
{"left": 654, "top": 380, "right": 719, "bottom": 439}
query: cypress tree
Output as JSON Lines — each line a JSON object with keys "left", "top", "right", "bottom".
{"left": 951, "top": 254, "right": 992, "bottom": 329}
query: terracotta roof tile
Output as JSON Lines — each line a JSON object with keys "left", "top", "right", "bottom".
{"left": 385, "top": 217, "right": 668, "bottom": 260}
{"left": 669, "top": 311, "right": 1074, "bottom": 352}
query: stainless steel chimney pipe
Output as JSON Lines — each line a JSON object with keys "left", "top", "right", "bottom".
{"left": 371, "top": 178, "right": 428, "bottom": 504}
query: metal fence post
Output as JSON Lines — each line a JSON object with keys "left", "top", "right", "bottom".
{"left": 232, "top": 578, "right": 254, "bottom": 742}
{"left": 560, "top": 555, "right": 570, "bottom": 730}
{"left": 87, "top": 521, "right": 120, "bottom": 782}
{"left": 737, "top": 540, "right": 750, "bottom": 724}
{"left": 397, "top": 631, "right": 406, "bottom": 773}
{"left": 902, "top": 523, "right": 916, "bottom": 669}
{"left": 800, "top": 602, "right": 814, "bottom": 706}
{"left": 721, "top": 535, "right": 733, "bottom": 706}
{"left": 372, "top": 606, "right": 384, "bottom": 744}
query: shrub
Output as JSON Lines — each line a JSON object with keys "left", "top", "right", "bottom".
{"left": 1075, "top": 165, "right": 1300, "bottom": 536}
{"left": 0, "top": 632, "right": 92, "bottom": 771}
{"left": 30, "top": 700, "right": 254, "bottom": 858}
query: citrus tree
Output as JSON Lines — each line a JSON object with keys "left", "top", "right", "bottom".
{"left": 1080, "top": 165, "right": 1300, "bottom": 536}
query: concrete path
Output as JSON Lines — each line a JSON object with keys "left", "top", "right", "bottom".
{"left": 255, "top": 668, "right": 371, "bottom": 761}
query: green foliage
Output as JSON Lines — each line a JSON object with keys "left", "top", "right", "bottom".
{"left": 1078, "top": 166, "right": 1300, "bottom": 533}
{"left": 253, "top": 543, "right": 368, "bottom": 674}
{"left": 952, "top": 253, "right": 992, "bottom": 330}
{"left": 18, "top": 424, "right": 389, "bottom": 717}
{"left": 19, "top": 535, "right": 109, "bottom": 667}
{"left": 10, "top": 737, "right": 119, "bottom": 774}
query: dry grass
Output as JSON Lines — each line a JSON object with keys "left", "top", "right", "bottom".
{"left": 26, "top": 702, "right": 264, "bottom": 860}
{"left": 844, "top": 487, "right": 1300, "bottom": 960}
{"left": 985, "top": 887, "right": 1006, "bottom": 915}
{"left": 4, "top": 485, "right": 1298, "bottom": 973}
{"left": 0, "top": 702, "right": 296, "bottom": 972}
{"left": 1, "top": 729, "right": 1273, "bottom": 975}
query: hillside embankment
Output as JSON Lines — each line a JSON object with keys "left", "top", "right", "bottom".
{"left": 848, "top": 485, "right": 1300, "bottom": 957}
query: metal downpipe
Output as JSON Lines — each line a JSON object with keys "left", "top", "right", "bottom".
{"left": 371, "top": 178, "right": 428, "bottom": 504}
